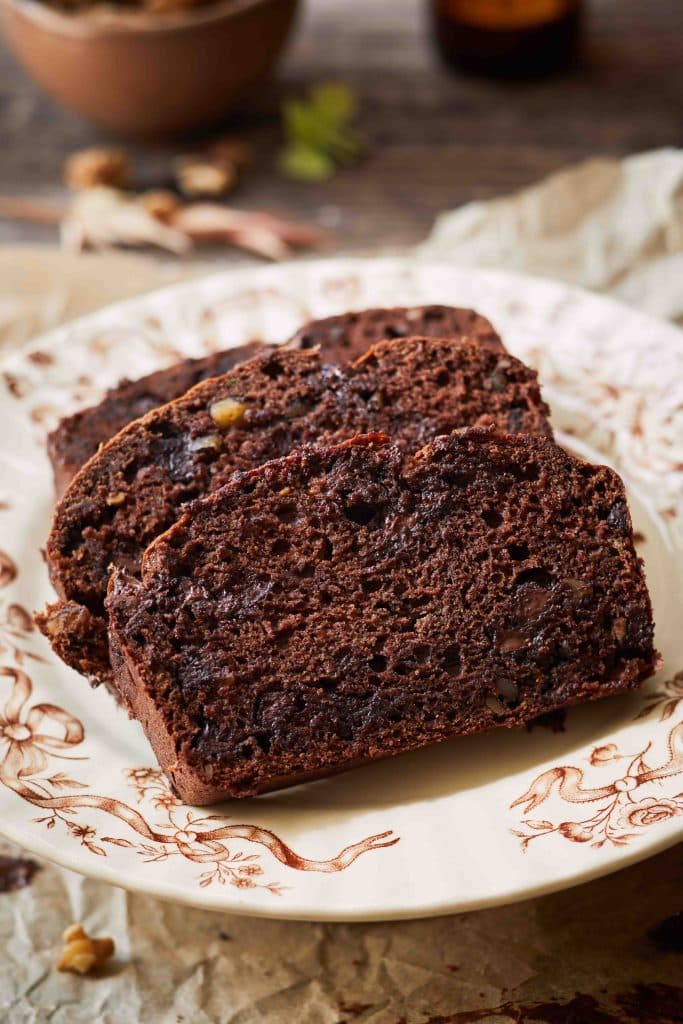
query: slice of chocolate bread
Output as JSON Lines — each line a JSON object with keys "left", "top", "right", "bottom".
{"left": 47, "top": 342, "right": 265, "bottom": 498}
{"left": 39, "top": 338, "right": 551, "bottom": 687}
{"left": 47, "top": 306, "right": 502, "bottom": 495}
{"left": 286, "top": 305, "right": 503, "bottom": 359}
{"left": 106, "top": 430, "right": 657, "bottom": 803}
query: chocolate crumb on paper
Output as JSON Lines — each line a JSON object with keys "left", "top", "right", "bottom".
{"left": 0, "top": 854, "right": 39, "bottom": 892}
{"left": 426, "top": 983, "right": 683, "bottom": 1023}
{"left": 338, "top": 1003, "right": 373, "bottom": 1018}
{"left": 648, "top": 912, "right": 683, "bottom": 954}
{"left": 616, "top": 983, "right": 683, "bottom": 1022}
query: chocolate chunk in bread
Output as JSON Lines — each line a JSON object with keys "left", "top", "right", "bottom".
{"left": 287, "top": 305, "right": 503, "bottom": 360}
{"left": 38, "top": 337, "right": 551, "bottom": 687}
{"left": 106, "top": 430, "right": 657, "bottom": 803}
{"left": 48, "top": 342, "right": 265, "bottom": 498}
{"left": 48, "top": 306, "right": 502, "bottom": 496}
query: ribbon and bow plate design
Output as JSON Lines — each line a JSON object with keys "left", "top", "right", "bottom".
{"left": 0, "top": 259, "right": 680, "bottom": 920}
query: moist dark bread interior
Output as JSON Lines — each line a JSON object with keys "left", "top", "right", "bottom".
{"left": 39, "top": 337, "right": 551, "bottom": 686}
{"left": 106, "top": 430, "right": 657, "bottom": 804}
{"left": 48, "top": 305, "right": 502, "bottom": 496}
{"left": 48, "top": 342, "right": 265, "bottom": 498}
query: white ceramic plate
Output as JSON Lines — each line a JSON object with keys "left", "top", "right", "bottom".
{"left": 0, "top": 258, "right": 681, "bottom": 921}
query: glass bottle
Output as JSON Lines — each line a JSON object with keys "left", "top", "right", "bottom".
{"left": 430, "top": 0, "right": 582, "bottom": 79}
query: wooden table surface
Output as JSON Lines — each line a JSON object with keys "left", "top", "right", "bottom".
{"left": 1, "top": 0, "right": 682, "bottom": 256}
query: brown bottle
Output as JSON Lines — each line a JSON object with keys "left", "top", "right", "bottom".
{"left": 430, "top": 0, "right": 582, "bottom": 79}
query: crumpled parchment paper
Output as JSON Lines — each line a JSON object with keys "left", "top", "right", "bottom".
{"left": 2, "top": 150, "right": 682, "bottom": 1024}
{"left": 420, "top": 148, "right": 683, "bottom": 325}
{"left": 1, "top": 838, "right": 680, "bottom": 1023}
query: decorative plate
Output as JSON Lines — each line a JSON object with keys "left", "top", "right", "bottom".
{"left": 0, "top": 258, "right": 681, "bottom": 921}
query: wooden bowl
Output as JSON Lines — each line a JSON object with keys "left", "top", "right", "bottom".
{"left": 1, "top": 0, "right": 299, "bottom": 137}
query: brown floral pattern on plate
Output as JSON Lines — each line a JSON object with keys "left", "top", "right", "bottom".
{"left": 0, "top": 665, "right": 398, "bottom": 894}
{"left": 0, "top": 853, "right": 38, "bottom": 891}
{"left": 511, "top": 672, "right": 683, "bottom": 850}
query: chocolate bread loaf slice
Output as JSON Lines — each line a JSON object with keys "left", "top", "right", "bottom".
{"left": 47, "top": 342, "right": 265, "bottom": 498}
{"left": 39, "top": 338, "right": 551, "bottom": 687}
{"left": 286, "top": 305, "right": 503, "bottom": 359}
{"left": 106, "top": 430, "right": 657, "bottom": 803}
{"left": 48, "top": 306, "right": 501, "bottom": 495}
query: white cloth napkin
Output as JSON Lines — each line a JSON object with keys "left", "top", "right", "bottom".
{"left": 420, "top": 147, "right": 683, "bottom": 324}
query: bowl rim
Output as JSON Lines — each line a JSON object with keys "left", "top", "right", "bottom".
{"left": 1, "top": 0, "right": 297, "bottom": 38}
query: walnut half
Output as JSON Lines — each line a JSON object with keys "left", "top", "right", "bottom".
{"left": 209, "top": 396, "right": 246, "bottom": 428}
{"left": 56, "top": 923, "right": 115, "bottom": 975}
{"left": 64, "top": 149, "right": 129, "bottom": 191}
{"left": 175, "top": 156, "right": 237, "bottom": 198}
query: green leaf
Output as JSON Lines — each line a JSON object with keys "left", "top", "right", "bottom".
{"left": 310, "top": 81, "right": 356, "bottom": 124}
{"left": 321, "top": 126, "right": 364, "bottom": 164}
{"left": 283, "top": 100, "right": 330, "bottom": 150}
{"left": 278, "top": 145, "right": 335, "bottom": 183}
{"left": 279, "top": 81, "right": 364, "bottom": 183}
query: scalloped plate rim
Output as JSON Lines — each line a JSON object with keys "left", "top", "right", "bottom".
{"left": 0, "top": 257, "right": 680, "bottom": 921}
